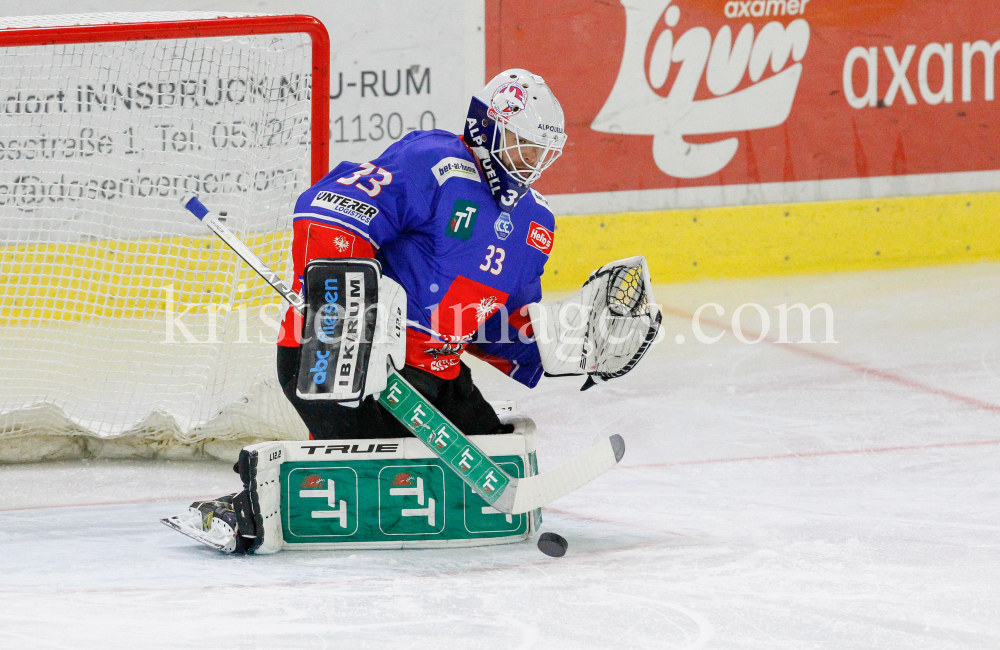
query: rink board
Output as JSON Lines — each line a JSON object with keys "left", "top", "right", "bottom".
{"left": 277, "top": 435, "right": 540, "bottom": 550}
{"left": 544, "top": 191, "right": 1000, "bottom": 290}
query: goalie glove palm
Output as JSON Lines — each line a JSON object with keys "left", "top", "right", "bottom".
{"left": 528, "top": 256, "right": 661, "bottom": 388}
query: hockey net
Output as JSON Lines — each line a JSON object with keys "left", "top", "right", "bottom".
{"left": 0, "top": 13, "right": 330, "bottom": 462}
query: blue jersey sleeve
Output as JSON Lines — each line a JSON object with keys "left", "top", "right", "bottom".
{"left": 293, "top": 133, "right": 439, "bottom": 249}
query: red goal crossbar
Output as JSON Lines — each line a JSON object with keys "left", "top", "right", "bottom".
{"left": 0, "top": 14, "right": 330, "bottom": 184}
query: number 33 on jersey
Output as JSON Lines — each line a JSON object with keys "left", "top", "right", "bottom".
{"left": 479, "top": 245, "right": 504, "bottom": 276}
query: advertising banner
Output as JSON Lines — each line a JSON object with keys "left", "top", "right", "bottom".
{"left": 0, "top": 0, "right": 484, "bottom": 234}
{"left": 487, "top": 0, "right": 1000, "bottom": 212}
{"left": 312, "top": 0, "right": 483, "bottom": 167}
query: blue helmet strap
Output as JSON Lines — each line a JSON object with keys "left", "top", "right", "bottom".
{"left": 464, "top": 98, "right": 530, "bottom": 210}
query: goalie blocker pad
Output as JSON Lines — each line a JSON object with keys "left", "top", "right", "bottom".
{"left": 296, "top": 258, "right": 406, "bottom": 406}
{"left": 226, "top": 417, "right": 540, "bottom": 553}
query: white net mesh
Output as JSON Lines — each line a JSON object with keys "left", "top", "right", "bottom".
{"left": 0, "top": 12, "right": 264, "bottom": 30}
{"left": 0, "top": 14, "right": 318, "bottom": 462}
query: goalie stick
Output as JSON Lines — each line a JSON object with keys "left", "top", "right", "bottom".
{"left": 180, "top": 193, "right": 624, "bottom": 514}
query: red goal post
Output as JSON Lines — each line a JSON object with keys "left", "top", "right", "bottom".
{"left": 0, "top": 13, "right": 331, "bottom": 462}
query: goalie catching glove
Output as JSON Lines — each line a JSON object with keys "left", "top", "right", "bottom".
{"left": 528, "top": 256, "right": 661, "bottom": 390}
{"left": 296, "top": 258, "right": 407, "bottom": 406}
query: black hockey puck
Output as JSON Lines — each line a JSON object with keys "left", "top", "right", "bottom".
{"left": 537, "top": 532, "right": 568, "bottom": 557}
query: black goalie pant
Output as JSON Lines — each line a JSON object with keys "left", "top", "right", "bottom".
{"left": 277, "top": 345, "right": 511, "bottom": 440}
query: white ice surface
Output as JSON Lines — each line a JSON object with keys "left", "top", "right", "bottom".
{"left": 2, "top": 263, "right": 999, "bottom": 649}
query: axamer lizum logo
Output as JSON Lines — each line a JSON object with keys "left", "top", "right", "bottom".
{"left": 591, "top": 0, "right": 810, "bottom": 178}
{"left": 526, "top": 222, "right": 553, "bottom": 255}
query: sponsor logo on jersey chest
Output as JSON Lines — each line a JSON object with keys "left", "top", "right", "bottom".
{"left": 310, "top": 191, "right": 379, "bottom": 225}
{"left": 526, "top": 222, "right": 553, "bottom": 255}
{"left": 430, "top": 275, "right": 510, "bottom": 339}
{"left": 529, "top": 188, "right": 550, "bottom": 210}
{"left": 432, "top": 157, "right": 481, "bottom": 185}
{"left": 447, "top": 200, "right": 479, "bottom": 241}
{"left": 493, "top": 211, "right": 513, "bottom": 240}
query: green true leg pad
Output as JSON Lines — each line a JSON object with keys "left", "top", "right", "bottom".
{"left": 274, "top": 432, "right": 539, "bottom": 550}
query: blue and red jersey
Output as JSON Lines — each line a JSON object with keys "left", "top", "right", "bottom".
{"left": 278, "top": 129, "right": 554, "bottom": 388}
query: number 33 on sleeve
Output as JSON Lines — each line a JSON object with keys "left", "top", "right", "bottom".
{"left": 336, "top": 161, "right": 393, "bottom": 197}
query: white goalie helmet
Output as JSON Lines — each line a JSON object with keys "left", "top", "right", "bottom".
{"left": 470, "top": 69, "right": 567, "bottom": 186}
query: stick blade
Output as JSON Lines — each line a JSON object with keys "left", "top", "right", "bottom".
{"left": 508, "top": 435, "right": 623, "bottom": 514}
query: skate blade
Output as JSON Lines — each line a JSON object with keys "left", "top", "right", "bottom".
{"left": 161, "top": 514, "right": 237, "bottom": 553}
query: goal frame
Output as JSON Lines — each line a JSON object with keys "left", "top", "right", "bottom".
{"left": 0, "top": 14, "right": 331, "bottom": 185}
{"left": 0, "top": 13, "right": 333, "bottom": 461}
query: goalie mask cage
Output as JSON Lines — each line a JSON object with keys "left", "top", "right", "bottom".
{"left": 0, "top": 13, "right": 330, "bottom": 462}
